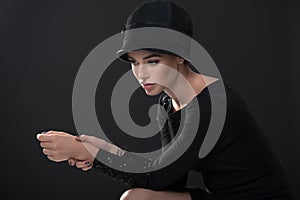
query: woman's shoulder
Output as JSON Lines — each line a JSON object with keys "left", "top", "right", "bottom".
{"left": 157, "top": 79, "right": 249, "bottom": 115}
{"left": 197, "top": 80, "right": 247, "bottom": 107}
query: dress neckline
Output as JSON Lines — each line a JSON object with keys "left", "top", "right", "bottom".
{"left": 165, "top": 79, "right": 221, "bottom": 116}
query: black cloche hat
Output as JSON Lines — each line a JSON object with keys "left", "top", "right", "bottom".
{"left": 116, "top": 0, "right": 194, "bottom": 63}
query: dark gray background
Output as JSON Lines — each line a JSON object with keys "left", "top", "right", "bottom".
{"left": 1, "top": 0, "right": 299, "bottom": 199}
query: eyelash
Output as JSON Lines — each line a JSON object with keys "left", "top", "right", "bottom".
{"left": 130, "top": 60, "right": 160, "bottom": 66}
{"left": 148, "top": 60, "right": 159, "bottom": 65}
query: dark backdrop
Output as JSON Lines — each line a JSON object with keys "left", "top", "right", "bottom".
{"left": 1, "top": 0, "right": 299, "bottom": 199}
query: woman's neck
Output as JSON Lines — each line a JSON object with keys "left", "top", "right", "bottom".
{"left": 164, "top": 67, "right": 219, "bottom": 111}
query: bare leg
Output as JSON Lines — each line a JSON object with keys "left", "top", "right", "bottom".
{"left": 120, "top": 188, "right": 192, "bottom": 200}
{"left": 154, "top": 190, "right": 192, "bottom": 200}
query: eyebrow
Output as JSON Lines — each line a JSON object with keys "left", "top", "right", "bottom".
{"left": 127, "top": 54, "right": 162, "bottom": 61}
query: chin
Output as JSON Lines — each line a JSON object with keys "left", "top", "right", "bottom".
{"left": 145, "top": 91, "right": 161, "bottom": 96}
{"left": 144, "top": 87, "right": 164, "bottom": 96}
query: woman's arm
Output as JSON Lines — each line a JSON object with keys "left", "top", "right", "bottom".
{"left": 65, "top": 98, "right": 209, "bottom": 191}
{"left": 36, "top": 131, "right": 97, "bottom": 162}
{"left": 90, "top": 96, "right": 210, "bottom": 190}
{"left": 37, "top": 94, "right": 212, "bottom": 191}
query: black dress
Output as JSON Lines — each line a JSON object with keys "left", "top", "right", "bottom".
{"left": 93, "top": 80, "right": 296, "bottom": 200}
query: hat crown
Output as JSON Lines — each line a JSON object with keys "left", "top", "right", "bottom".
{"left": 124, "top": 0, "right": 193, "bottom": 37}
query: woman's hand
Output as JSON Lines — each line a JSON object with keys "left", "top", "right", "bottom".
{"left": 36, "top": 130, "right": 97, "bottom": 162}
{"left": 68, "top": 134, "right": 125, "bottom": 171}
{"left": 68, "top": 158, "right": 93, "bottom": 171}
{"left": 119, "top": 188, "right": 192, "bottom": 200}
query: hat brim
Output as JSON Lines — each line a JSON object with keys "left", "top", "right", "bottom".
{"left": 116, "top": 48, "right": 192, "bottom": 63}
{"left": 116, "top": 27, "right": 193, "bottom": 63}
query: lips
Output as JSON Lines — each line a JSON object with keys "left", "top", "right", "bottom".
{"left": 141, "top": 82, "right": 156, "bottom": 90}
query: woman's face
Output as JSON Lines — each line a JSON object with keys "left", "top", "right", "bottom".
{"left": 127, "top": 50, "right": 182, "bottom": 96}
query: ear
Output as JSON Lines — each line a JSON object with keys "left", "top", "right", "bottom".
{"left": 176, "top": 57, "right": 185, "bottom": 64}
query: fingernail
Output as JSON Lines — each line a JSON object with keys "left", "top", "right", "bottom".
{"left": 68, "top": 160, "right": 74, "bottom": 166}
{"left": 84, "top": 161, "right": 91, "bottom": 166}
{"left": 75, "top": 136, "right": 81, "bottom": 142}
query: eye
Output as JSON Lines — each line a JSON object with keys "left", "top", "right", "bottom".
{"left": 130, "top": 60, "right": 139, "bottom": 66}
{"left": 148, "top": 60, "right": 159, "bottom": 65}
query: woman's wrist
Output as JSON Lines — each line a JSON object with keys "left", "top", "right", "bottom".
{"left": 72, "top": 140, "right": 98, "bottom": 161}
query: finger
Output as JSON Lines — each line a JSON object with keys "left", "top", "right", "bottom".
{"left": 45, "top": 130, "right": 54, "bottom": 134}
{"left": 36, "top": 134, "right": 55, "bottom": 142}
{"left": 68, "top": 159, "right": 77, "bottom": 166}
{"left": 75, "top": 160, "right": 92, "bottom": 168}
{"left": 81, "top": 164, "right": 93, "bottom": 171}
{"left": 75, "top": 160, "right": 87, "bottom": 168}
{"left": 38, "top": 130, "right": 55, "bottom": 135}
{"left": 47, "top": 155, "right": 64, "bottom": 162}
{"left": 75, "top": 136, "right": 81, "bottom": 142}
{"left": 35, "top": 130, "right": 48, "bottom": 141}
{"left": 47, "top": 155, "right": 55, "bottom": 161}
{"left": 42, "top": 148, "right": 54, "bottom": 156}
{"left": 46, "top": 130, "right": 67, "bottom": 135}
{"left": 37, "top": 131, "right": 47, "bottom": 135}
{"left": 40, "top": 141, "right": 54, "bottom": 149}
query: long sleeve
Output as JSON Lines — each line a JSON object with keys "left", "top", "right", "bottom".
{"left": 93, "top": 92, "right": 213, "bottom": 191}
{"left": 92, "top": 82, "right": 297, "bottom": 200}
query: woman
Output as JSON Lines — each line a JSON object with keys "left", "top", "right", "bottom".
{"left": 36, "top": 0, "right": 296, "bottom": 200}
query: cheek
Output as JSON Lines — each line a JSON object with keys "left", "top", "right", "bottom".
{"left": 131, "top": 66, "right": 139, "bottom": 79}
{"left": 149, "top": 65, "right": 178, "bottom": 85}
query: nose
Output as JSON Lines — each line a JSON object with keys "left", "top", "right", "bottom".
{"left": 138, "top": 65, "right": 150, "bottom": 80}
